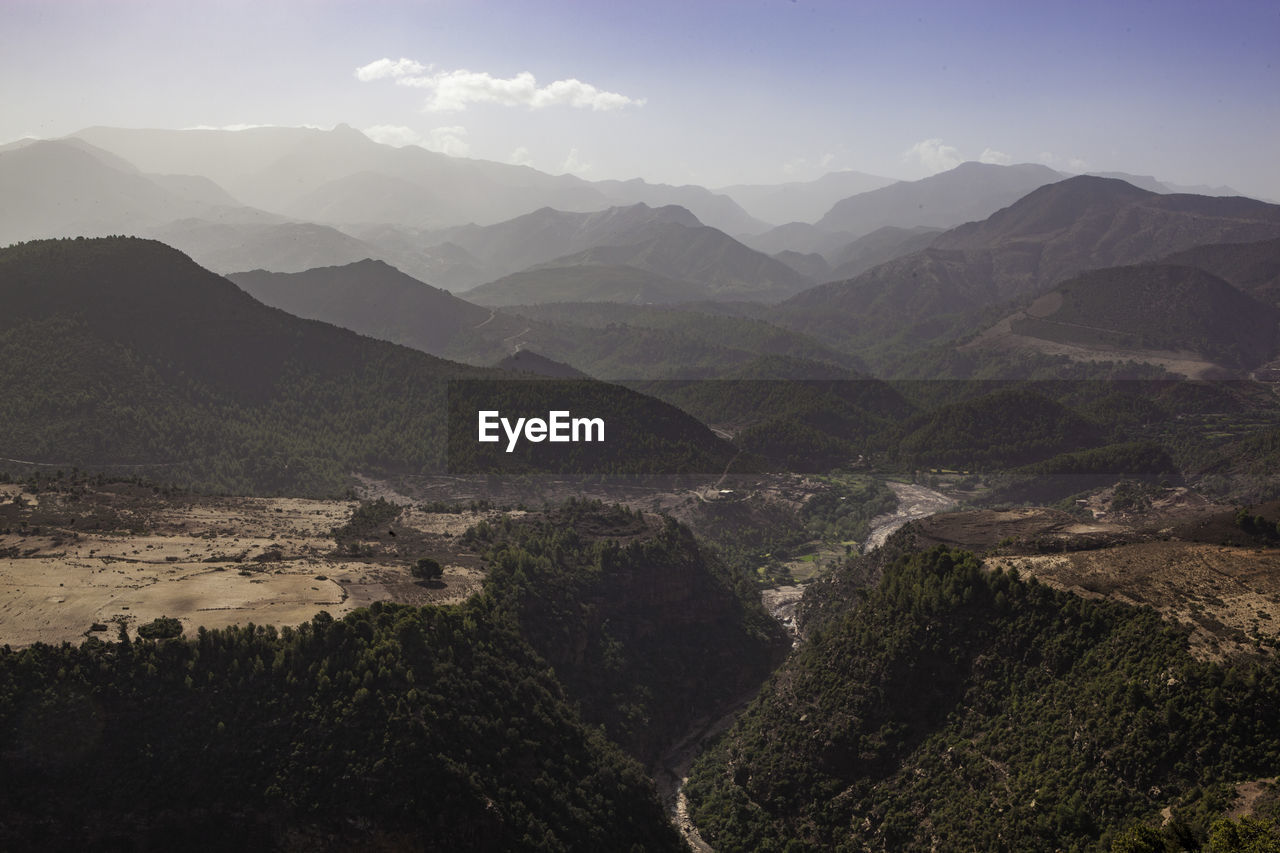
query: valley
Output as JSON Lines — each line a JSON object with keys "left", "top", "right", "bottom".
{"left": 5, "top": 55, "right": 1280, "bottom": 847}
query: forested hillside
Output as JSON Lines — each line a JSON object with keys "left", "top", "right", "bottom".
{"left": 687, "top": 545, "right": 1280, "bottom": 851}
{"left": 0, "top": 601, "right": 684, "bottom": 851}
{"left": 468, "top": 500, "right": 789, "bottom": 764}
{"left": 0, "top": 500, "right": 789, "bottom": 850}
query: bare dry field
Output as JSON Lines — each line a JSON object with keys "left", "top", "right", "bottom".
{"left": 911, "top": 495, "right": 1280, "bottom": 662}
{"left": 0, "top": 483, "right": 491, "bottom": 647}
{"left": 988, "top": 540, "right": 1280, "bottom": 662}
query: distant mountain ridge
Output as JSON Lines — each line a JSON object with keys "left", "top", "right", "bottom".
{"left": 226, "top": 258, "right": 854, "bottom": 379}
{"left": 740, "top": 162, "right": 1063, "bottom": 262}
{"left": 463, "top": 265, "right": 696, "bottom": 307}
{"left": 816, "top": 161, "right": 1065, "bottom": 235}
{"left": 0, "top": 139, "right": 278, "bottom": 245}
{"left": 520, "top": 221, "right": 813, "bottom": 302}
{"left": 427, "top": 203, "right": 702, "bottom": 284}
{"left": 715, "top": 170, "right": 897, "bottom": 225}
{"left": 155, "top": 219, "right": 392, "bottom": 274}
{"left": 69, "top": 124, "right": 763, "bottom": 233}
{"left": 227, "top": 258, "right": 504, "bottom": 354}
{"left": 777, "top": 176, "right": 1280, "bottom": 355}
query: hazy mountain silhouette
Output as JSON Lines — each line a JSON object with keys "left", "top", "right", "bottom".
{"left": 816, "top": 161, "right": 1064, "bottom": 235}
{"left": 778, "top": 176, "right": 1280, "bottom": 350}
{"left": 1087, "top": 171, "right": 1243, "bottom": 197}
{"left": 288, "top": 170, "right": 452, "bottom": 228}
{"left": 714, "top": 170, "right": 896, "bottom": 225}
{"left": 72, "top": 124, "right": 606, "bottom": 227}
{"left": 506, "top": 301, "right": 865, "bottom": 377}
{"left": 69, "top": 125, "right": 761, "bottom": 233}
{"left": 390, "top": 203, "right": 807, "bottom": 300}
{"left": 154, "top": 219, "right": 391, "bottom": 274}
{"left": 737, "top": 220, "right": 858, "bottom": 258}
{"left": 429, "top": 203, "right": 702, "bottom": 282}
{"left": 738, "top": 162, "right": 1058, "bottom": 260}
{"left": 929, "top": 178, "right": 1280, "bottom": 289}
{"left": 338, "top": 225, "right": 490, "bottom": 291}
{"left": 225, "top": 259, "right": 845, "bottom": 378}
{"left": 771, "top": 250, "right": 833, "bottom": 281}
{"left": 529, "top": 221, "right": 814, "bottom": 302}
{"left": 827, "top": 226, "right": 943, "bottom": 280}
{"left": 463, "top": 265, "right": 695, "bottom": 306}
{"left": 591, "top": 178, "right": 767, "bottom": 234}
{"left": 227, "top": 258, "right": 520, "bottom": 356}
{"left": 0, "top": 139, "right": 274, "bottom": 245}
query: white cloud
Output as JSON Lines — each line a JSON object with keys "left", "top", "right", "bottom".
{"left": 979, "top": 147, "right": 1012, "bottom": 166}
{"left": 902, "top": 138, "right": 964, "bottom": 174}
{"left": 509, "top": 146, "right": 534, "bottom": 167}
{"left": 362, "top": 124, "right": 422, "bottom": 147}
{"left": 354, "top": 57, "right": 428, "bottom": 82}
{"left": 356, "top": 57, "right": 644, "bottom": 112}
{"left": 423, "top": 126, "right": 470, "bottom": 157}
{"left": 560, "top": 147, "right": 592, "bottom": 176}
{"left": 1068, "top": 156, "right": 1089, "bottom": 171}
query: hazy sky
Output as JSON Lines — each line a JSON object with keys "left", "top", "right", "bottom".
{"left": 3, "top": 0, "right": 1278, "bottom": 197}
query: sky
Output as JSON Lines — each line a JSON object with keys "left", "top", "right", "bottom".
{"left": 2, "top": 0, "right": 1278, "bottom": 198}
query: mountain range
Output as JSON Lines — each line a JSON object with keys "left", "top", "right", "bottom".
{"left": 227, "top": 260, "right": 858, "bottom": 380}
{"left": 776, "top": 176, "right": 1280, "bottom": 361}
{"left": 0, "top": 238, "right": 736, "bottom": 492}
{"left": 714, "top": 170, "right": 897, "bottom": 225}
{"left": 6, "top": 123, "right": 1280, "bottom": 386}
{"left": 70, "top": 124, "right": 766, "bottom": 234}
{"left": 9, "top": 114, "right": 1280, "bottom": 853}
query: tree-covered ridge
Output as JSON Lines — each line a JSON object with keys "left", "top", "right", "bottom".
{"left": 0, "top": 237, "right": 486, "bottom": 494}
{"left": 686, "top": 546, "right": 1280, "bottom": 852}
{"left": 504, "top": 302, "right": 865, "bottom": 376}
{"left": 0, "top": 600, "right": 683, "bottom": 851}
{"left": 1008, "top": 265, "right": 1279, "bottom": 369}
{"left": 894, "top": 386, "right": 1102, "bottom": 469}
{"left": 986, "top": 439, "right": 1180, "bottom": 506}
{"left": 0, "top": 237, "right": 737, "bottom": 492}
{"left": 470, "top": 499, "right": 789, "bottom": 764}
